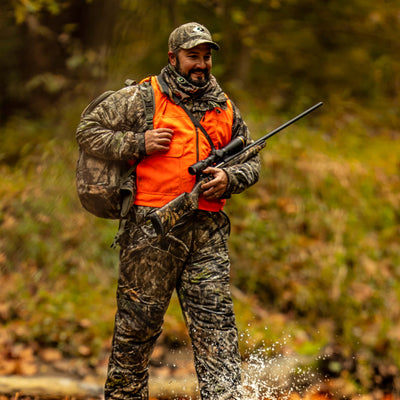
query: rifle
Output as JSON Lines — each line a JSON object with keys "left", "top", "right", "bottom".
{"left": 148, "top": 102, "right": 323, "bottom": 235}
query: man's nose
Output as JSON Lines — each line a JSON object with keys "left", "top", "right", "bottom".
{"left": 197, "top": 58, "right": 206, "bottom": 68}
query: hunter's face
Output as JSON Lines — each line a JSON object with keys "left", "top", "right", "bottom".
{"left": 169, "top": 44, "right": 212, "bottom": 87}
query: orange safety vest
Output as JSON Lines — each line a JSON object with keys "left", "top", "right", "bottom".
{"left": 134, "top": 76, "right": 234, "bottom": 211}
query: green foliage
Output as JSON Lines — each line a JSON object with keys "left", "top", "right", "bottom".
{"left": 0, "top": 110, "right": 119, "bottom": 358}
{"left": 14, "top": 0, "right": 64, "bottom": 24}
{"left": 227, "top": 118, "right": 400, "bottom": 388}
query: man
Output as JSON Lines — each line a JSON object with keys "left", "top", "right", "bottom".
{"left": 76, "top": 22, "right": 260, "bottom": 400}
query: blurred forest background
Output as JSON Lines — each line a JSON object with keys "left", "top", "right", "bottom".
{"left": 1, "top": 0, "right": 400, "bottom": 398}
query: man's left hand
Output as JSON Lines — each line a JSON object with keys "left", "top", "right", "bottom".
{"left": 201, "top": 167, "right": 228, "bottom": 199}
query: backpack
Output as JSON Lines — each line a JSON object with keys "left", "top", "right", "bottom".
{"left": 76, "top": 79, "right": 154, "bottom": 219}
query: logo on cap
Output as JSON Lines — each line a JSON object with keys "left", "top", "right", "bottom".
{"left": 168, "top": 22, "right": 220, "bottom": 52}
{"left": 193, "top": 26, "right": 205, "bottom": 33}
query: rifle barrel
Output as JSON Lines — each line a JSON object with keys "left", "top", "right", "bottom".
{"left": 220, "top": 102, "right": 323, "bottom": 166}
{"left": 260, "top": 101, "right": 323, "bottom": 143}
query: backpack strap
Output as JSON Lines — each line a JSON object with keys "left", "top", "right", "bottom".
{"left": 81, "top": 79, "right": 138, "bottom": 119}
{"left": 111, "top": 79, "right": 156, "bottom": 248}
{"left": 80, "top": 90, "right": 115, "bottom": 118}
{"left": 138, "top": 80, "right": 155, "bottom": 130}
{"left": 124, "top": 78, "right": 136, "bottom": 86}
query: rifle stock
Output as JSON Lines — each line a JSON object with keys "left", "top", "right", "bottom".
{"left": 148, "top": 102, "right": 323, "bottom": 235}
{"left": 149, "top": 181, "right": 203, "bottom": 235}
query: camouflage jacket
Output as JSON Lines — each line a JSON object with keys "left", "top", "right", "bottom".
{"left": 76, "top": 65, "right": 261, "bottom": 198}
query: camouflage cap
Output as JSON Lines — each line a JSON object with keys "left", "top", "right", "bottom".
{"left": 168, "top": 22, "right": 220, "bottom": 52}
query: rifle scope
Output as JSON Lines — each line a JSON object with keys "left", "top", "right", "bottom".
{"left": 188, "top": 136, "right": 246, "bottom": 176}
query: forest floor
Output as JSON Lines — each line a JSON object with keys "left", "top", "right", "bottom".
{"left": 0, "top": 337, "right": 398, "bottom": 400}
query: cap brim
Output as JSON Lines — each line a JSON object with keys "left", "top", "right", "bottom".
{"left": 180, "top": 39, "right": 220, "bottom": 51}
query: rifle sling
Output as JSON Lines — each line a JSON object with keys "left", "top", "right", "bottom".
{"left": 156, "top": 74, "right": 216, "bottom": 152}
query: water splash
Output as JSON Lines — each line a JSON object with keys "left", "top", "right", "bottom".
{"left": 239, "top": 334, "right": 321, "bottom": 400}
{"left": 152, "top": 332, "right": 324, "bottom": 400}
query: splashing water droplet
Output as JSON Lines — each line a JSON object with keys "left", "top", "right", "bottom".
{"left": 238, "top": 336, "right": 323, "bottom": 400}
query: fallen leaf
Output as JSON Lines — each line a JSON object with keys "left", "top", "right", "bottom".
{"left": 0, "top": 359, "right": 18, "bottom": 375}
{"left": 39, "top": 347, "right": 63, "bottom": 362}
{"left": 16, "top": 359, "right": 38, "bottom": 376}
{"left": 78, "top": 345, "right": 92, "bottom": 356}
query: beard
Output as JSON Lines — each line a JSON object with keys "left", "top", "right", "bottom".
{"left": 175, "top": 58, "right": 210, "bottom": 87}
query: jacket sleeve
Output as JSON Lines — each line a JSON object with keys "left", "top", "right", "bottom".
{"left": 76, "top": 85, "right": 148, "bottom": 161}
{"left": 222, "top": 101, "right": 261, "bottom": 196}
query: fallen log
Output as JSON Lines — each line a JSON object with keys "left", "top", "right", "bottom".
{"left": 0, "top": 374, "right": 198, "bottom": 399}
{"left": 0, "top": 375, "right": 103, "bottom": 398}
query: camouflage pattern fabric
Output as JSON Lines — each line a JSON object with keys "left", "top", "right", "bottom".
{"left": 105, "top": 206, "right": 242, "bottom": 400}
{"left": 76, "top": 84, "right": 148, "bottom": 162}
{"left": 76, "top": 81, "right": 152, "bottom": 219}
{"left": 76, "top": 62, "right": 261, "bottom": 400}
{"left": 168, "top": 22, "right": 220, "bottom": 52}
{"left": 75, "top": 151, "right": 134, "bottom": 219}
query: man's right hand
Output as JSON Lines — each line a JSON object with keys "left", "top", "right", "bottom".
{"left": 144, "top": 128, "right": 174, "bottom": 155}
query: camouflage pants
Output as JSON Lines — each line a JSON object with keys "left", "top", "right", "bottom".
{"left": 105, "top": 206, "right": 242, "bottom": 400}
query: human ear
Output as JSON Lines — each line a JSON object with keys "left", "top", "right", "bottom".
{"left": 168, "top": 51, "right": 177, "bottom": 66}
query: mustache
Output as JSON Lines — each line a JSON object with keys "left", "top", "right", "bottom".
{"left": 190, "top": 68, "right": 208, "bottom": 74}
